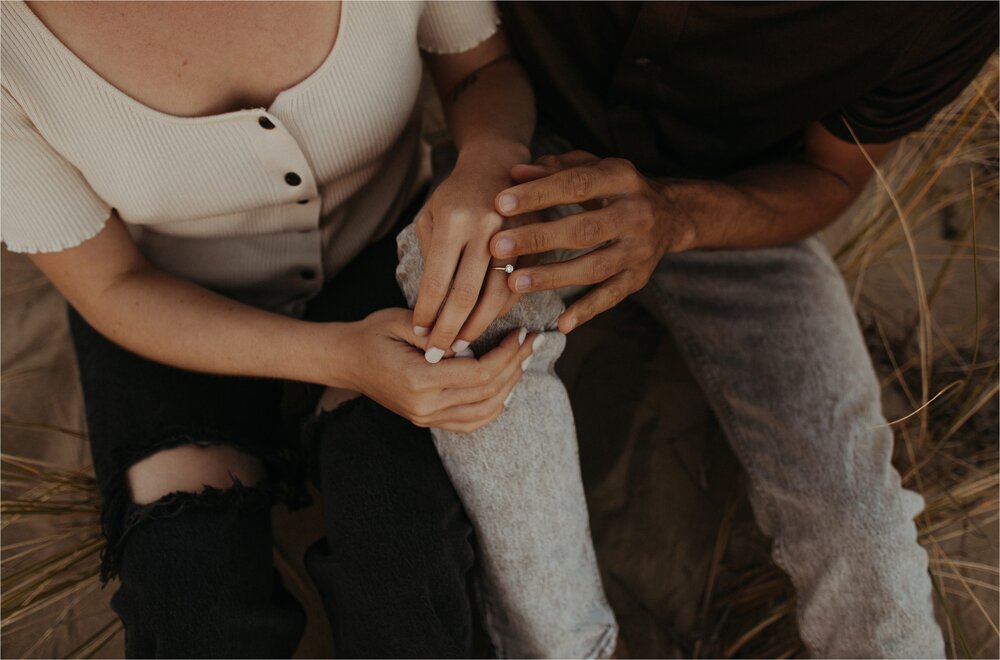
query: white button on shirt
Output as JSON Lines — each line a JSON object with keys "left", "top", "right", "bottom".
{"left": 1, "top": 0, "right": 500, "bottom": 315}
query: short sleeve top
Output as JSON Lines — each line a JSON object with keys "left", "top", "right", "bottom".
{"left": 1, "top": 1, "right": 500, "bottom": 314}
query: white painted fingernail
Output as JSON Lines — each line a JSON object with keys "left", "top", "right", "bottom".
{"left": 425, "top": 347, "right": 445, "bottom": 364}
{"left": 451, "top": 339, "right": 470, "bottom": 353}
{"left": 517, "top": 327, "right": 527, "bottom": 345}
{"left": 456, "top": 348, "right": 474, "bottom": 358}
{"left": 532, "top": 334, "right": 546, "bottom": 351}
{"left": 521, "top": 356, "right": 532, "bottom": 372}
{"left": 504, "top": 391, "right": 514, "bottom": 407}
{"left": 414, "top": 326, "right": 429, "bottom": 337}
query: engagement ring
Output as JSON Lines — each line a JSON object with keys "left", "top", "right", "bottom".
{"left": 492, "top": 264, "right": 515, "bottom": 273}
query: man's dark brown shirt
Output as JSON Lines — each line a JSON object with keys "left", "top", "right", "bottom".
{"left": 501, "top": 2, "right": 998, "bottom": 178}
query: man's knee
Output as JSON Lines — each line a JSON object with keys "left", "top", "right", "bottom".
{"left": 126, "top": 443, "right": 267, "bottom": 505}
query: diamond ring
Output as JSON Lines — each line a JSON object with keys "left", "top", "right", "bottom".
{"left": 491, "top": 264, "right": 515, "bottom": 274}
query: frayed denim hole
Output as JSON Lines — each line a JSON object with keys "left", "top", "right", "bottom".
{"left": 121, "top": 475, "right": 274, "bottom": 527}
{"left": 99, "top": 436, "right": 282, "bottom": 584}
{"left": 108, "top": 476, "right": 275, "bottom": 579}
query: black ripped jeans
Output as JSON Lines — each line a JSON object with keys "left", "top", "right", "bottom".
{"left": 69, "top": 210, "right": 477, "bottom": 658}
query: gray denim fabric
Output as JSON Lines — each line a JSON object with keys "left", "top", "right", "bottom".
{"left": 396, "top": 224, "right": 618, "bottom": 659}
{"left": 630, "top": 237, "right": 944, "bottom": 658}
{"left": 395, "top": 135, "right": 943, "bottom": 658}
{"left": 528, "top": 122, "right": 943, "bottom": 656}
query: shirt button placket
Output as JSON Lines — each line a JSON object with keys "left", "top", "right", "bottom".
{"left": 249, "top": 111, "right": 323, "bottom": 296}
{"left": 251, "top": 112, "right": 318, "bottom": 209}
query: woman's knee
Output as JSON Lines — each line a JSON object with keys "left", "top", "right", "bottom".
{"left": 126, "top": 443, "right": 267, "bottom": 505}
{"left": 113, "top": 446, "right": 303, "bottom": 659}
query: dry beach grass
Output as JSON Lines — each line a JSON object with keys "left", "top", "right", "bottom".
{"left": 693, "top": 57, "right": 1000, "bottom": 659}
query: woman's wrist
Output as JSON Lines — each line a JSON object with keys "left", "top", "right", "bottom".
{"left": 295, "top": 320, "right": 359, "bottom": 389}
{"left": 456, "top": 136, "right": 530, "bottom": 171}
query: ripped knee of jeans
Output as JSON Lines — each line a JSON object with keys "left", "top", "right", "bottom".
{"left": 127, "top": 444, "right": 267, "bottom": 505}
{"left": 99, "top": 440, "right": 276, "bottom": 583}
{"left": 315, "top": 386, "right": 363, "bottom": 415}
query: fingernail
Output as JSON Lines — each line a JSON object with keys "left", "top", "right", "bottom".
{"left": 424, "top": 347, "right": 445, "bottom": 364}
{"left": 517, "top": 327, "right": 527, "bottom": 345}
{"left": 562, "top": 316, "right": 576, "bottom": 333}
{"left": 456, "top": 348, "right": 474, "bottom": 358}
{"left": 497, "top": 193, "right": 517, "bottom": 213}
{"left": 521, "top": 356, "right": 532, "bottom": 372}
{"left": 414, "top": 325, "right": 429, "bottom": 337}
{"left": 514, "top": 275, "right": 531, "bottom": 292}
{"left": 451, "top": 339, "right": 470, "bottom": 353}
{"left": 503, "top": 391, "right": 514, "bottom": 407}
{"left": 495, "top": 237, "right": 515, "bottom": 257}
{"left": 532, "top": 334, "right": 546, "bottom": 351}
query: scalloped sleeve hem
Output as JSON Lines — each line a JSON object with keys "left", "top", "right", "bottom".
{"left": 418, "top": 0, "right": 501, "bottom": 55}
{"left": 2, "top": 86, "right": 113, "bottom": 254}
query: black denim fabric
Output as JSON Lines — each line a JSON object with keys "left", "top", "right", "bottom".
{"left": 68, "top": 193, "right": 477, "bottom": 658}
{"left": 303, "top": 397, "right": 476, "bottom": 658}
{"left": 68, "top": 309, "right": 288, "bottom": 583}
{"left": 110, "top": 479, "right": 307, "bottom": 658}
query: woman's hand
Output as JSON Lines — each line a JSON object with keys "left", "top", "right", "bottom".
{"left": 414, "top": 28, "right": 535, "bottom": 359}
{"left": 336, "top": 307, "right": 539, "bottom": 433}
{"left": 29, "top": 217, "right": 530, "bottom": 438}
{"left": 411, "top": 140, "right": 531, "bottom": 362}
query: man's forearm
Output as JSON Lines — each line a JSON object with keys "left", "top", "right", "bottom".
{"left": 488, "top": 123, "right": 893, "bottom": 330}
{"left": 669, "top": 121, "right": 895, "bottom": 251}
{"left": 667, "top": 158, "right": 864, "bottom": 252}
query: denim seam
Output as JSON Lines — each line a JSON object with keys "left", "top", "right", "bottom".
{"left": 584, "top": 622, "right": 620, "bottom": 659}
{"left": 478, "top": 575, "right": 509, "bottom": 658}
{"left": 585, "top": 528, "right": 620, "bottom": 657}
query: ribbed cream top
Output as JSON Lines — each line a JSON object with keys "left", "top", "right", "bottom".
{"left": 1, "top": 0, "right": 500, "bottom": 314}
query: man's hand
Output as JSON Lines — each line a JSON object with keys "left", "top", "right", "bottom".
{"left": 489, "top": 151, "right": 697, "bottom": 333}
{"left": 490, "top": 124, "right": 894, "bottom": 334}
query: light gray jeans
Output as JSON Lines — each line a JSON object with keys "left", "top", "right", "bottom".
{"left": 396, "top": 141, "right": 944, "bottom": 658}
{"left": 397, "top": 223, "right": 619, "bottom": 659}
{"left": 633, "top": 237, "right": 944, "bottom": 658}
